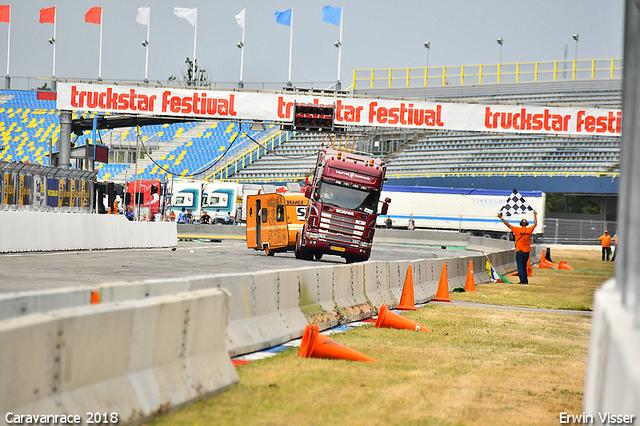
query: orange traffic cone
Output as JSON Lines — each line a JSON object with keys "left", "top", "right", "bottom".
{"left": 396, "top": 265, "right": 417, "bottom": 310}
{"left": 91, "top": 291, "right": 100, "bottom": 304}
{"left": 298, "top": 324, "right": 376, "bottom": 363}
{"left": 538, "top": 250, "right": 552, "bottom": 269}
{"left": 433, "top": 263, "right": 452, "bottom": 302}
{"left": 543, "top": 257, "right": 558, "bottom": 268}
{"left": 527, "top": 257, "right": 533, "bottom": 277}
{"left": 464, "top": 260, "right": 477, "bottom": 292}
{"left": 375, "top": 303, "right": 432, "bottom": 332}
{"left": 539, "top": 260, "right": 552, "bottom": 269}
{"left": 558, "top": 261, "right": 574, "bottom": 270}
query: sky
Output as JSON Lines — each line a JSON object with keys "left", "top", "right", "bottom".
{"left": 0, "top": 0, "right": 625, "bottom": 90}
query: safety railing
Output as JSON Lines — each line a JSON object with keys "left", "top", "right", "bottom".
{"left": 206, "top": 130, "right": 293, "bottom": 181}
{"left": 353, "top": 58, "right": 623, "bottom": 90}
{"left": 384, "top": 171, "right": 619, "bottom": 180}
{"left": 543, "top": 218, "right": 618, "bottom": 245}
{"left": 218, "top": 170, "right": 619, "bottom": 184}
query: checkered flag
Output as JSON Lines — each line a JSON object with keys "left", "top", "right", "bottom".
{"left": 499, "top": 189, "right": 533, "bottom": 217}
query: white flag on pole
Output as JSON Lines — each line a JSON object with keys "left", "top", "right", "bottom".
{"left": 136, "top": 7, "right": 150, "bottom": 26}
{"left": 174, "top": 7, "right": 197, "bottom": 26}
{"left": 235, "top": 9, "right": 245, "bottom": 28}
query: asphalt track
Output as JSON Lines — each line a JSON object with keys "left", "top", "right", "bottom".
{"left": 0, "top": 239, "right": 473, "bottom": 294}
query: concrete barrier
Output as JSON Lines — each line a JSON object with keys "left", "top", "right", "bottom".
{"left": 374, "top": 228, "right": 470, "bottom": 247}
{"left": 472, "top": 255, "right": 491, "bottom": 284}
{"left": 487, "top": 250, "right": 517, "bottom": 276}
{"left": 407, "top": 259, "right": 429, "bottom": 303}
{"left": 298, "top": 265, "right": 339, "bottom": 329}
{"left": 332, "top": 263, "right": 372, "bottom": 322}
{"left": 0, "top": 288, "right": 93, "bottom": 321}
{"left": 0, "top": 211, "right": 177, "bottom": 253}
{"left": 363, "top": 261, "right": 396, "bottom": 309}
{"left": 388, "top": 260, "right": 410, "bottom": 304}
{"left": 584, "top": 279, "right": 640, "bottom": 419}
{"left": 177, "top": 224, "right": 245, "bottom": 239}
{"left": 185, "top": 271, "right": 308, "bottom": 357}
{"left": 0, "top": 289, "right": 238, "bottom": 425}
{"left": 467, "top": 236, "right": 514, "bottom": 252}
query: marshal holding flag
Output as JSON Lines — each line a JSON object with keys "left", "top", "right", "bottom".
{"left": 497, "top": 189, "right": 537, "bottom": 284}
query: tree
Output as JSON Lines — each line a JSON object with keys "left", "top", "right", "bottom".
{"left": 168, "top": 58, "right": 210, "bottom": 87}
{"left": 546, "top": 193, "right": 601, "bottom": 214}
{"left": 36, "top": 82, "right": 51, "bottom": 91}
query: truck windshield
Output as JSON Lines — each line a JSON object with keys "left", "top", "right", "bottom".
{"left": 317, "top": 181, "right": 379, "bottom": 213}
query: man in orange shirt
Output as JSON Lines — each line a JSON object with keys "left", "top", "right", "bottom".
{"left": 598, "top": 230, "right": 612, "bottom": 261}
{"left": 497, "top": 210, "right": 538, "bottom": 284}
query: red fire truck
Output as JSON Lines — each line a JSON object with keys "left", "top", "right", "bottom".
{"left": 295, "top": 148, "right": 390, "bottom": 263}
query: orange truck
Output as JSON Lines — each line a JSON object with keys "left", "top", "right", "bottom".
{"left": 246, "top": 192, "right": 308, "bottom": 256}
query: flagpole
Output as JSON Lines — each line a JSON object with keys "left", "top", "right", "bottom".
{"left": 5, "top": 2, "right": 10, "bottom": 88}
{"left": 52, "top": 4, "right": 57, "bottom": 79}
{"left": 336, "top": 6, "right": 343, "bottom": 91}
{"left": 192, "top": 6, "right": 197, "bottom": 63}
{"left": 287, "top": 7, "right": 293, "bottom": 86}
{"left": 239, "top": 7, "right": 245, "bottom": 88}
{"left": 144, "top": 5, "right": 150, "bottom": 82}
{"left": 98, "top": 5, "right": 103, "bottom": 80}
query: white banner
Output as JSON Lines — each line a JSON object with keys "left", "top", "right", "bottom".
{"left": 57, "top": 83, "right": 621, "bottom": 137}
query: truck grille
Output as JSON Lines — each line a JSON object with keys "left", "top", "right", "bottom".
{"left": 318, "top": 212, "right": 368, "bottom": 246}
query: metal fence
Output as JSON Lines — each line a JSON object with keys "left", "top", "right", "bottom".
{"left": 542, "top": 218, "right": 617, "bottom": 245}
{"left": 353, "top": 58, "right": 623, "bottom": 89}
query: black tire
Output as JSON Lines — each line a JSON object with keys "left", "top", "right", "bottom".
{"left": 345, "top": 256, "right": 357, "bottom": 264}
{"left": 295, "top": 231, "right": 312, "bottom": 260}
{"left": 264, "top": 245, "right": 275, "bottom": 256}
{"left": 314, "top": 253, "right": 323, "bottom": 260}
{"left": 294, "top": 232, "right": 302, "bottom": 259}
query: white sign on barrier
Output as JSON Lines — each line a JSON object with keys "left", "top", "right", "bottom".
{"left": 57, "top": 83, "right": 621, "bottom": 136}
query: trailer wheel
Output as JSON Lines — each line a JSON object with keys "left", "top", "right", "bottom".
{"left": 264, "top": 245, "right": 275, "bottom": 256}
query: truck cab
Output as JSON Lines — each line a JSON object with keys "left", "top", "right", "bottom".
{"left": 296, "top": 148, "right": 389, "bottom": 263}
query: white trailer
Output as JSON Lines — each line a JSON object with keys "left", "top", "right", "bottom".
{"left": 378, "top": 185, "right": 545, "bottom": 239}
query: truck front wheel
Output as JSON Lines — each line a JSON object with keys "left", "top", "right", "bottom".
{"left": 295, "top": 232, "right": 312, "bottom": 261}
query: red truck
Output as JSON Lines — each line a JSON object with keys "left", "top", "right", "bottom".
{"left": 295, "top": 148, "right": 390, "bottom": 263}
